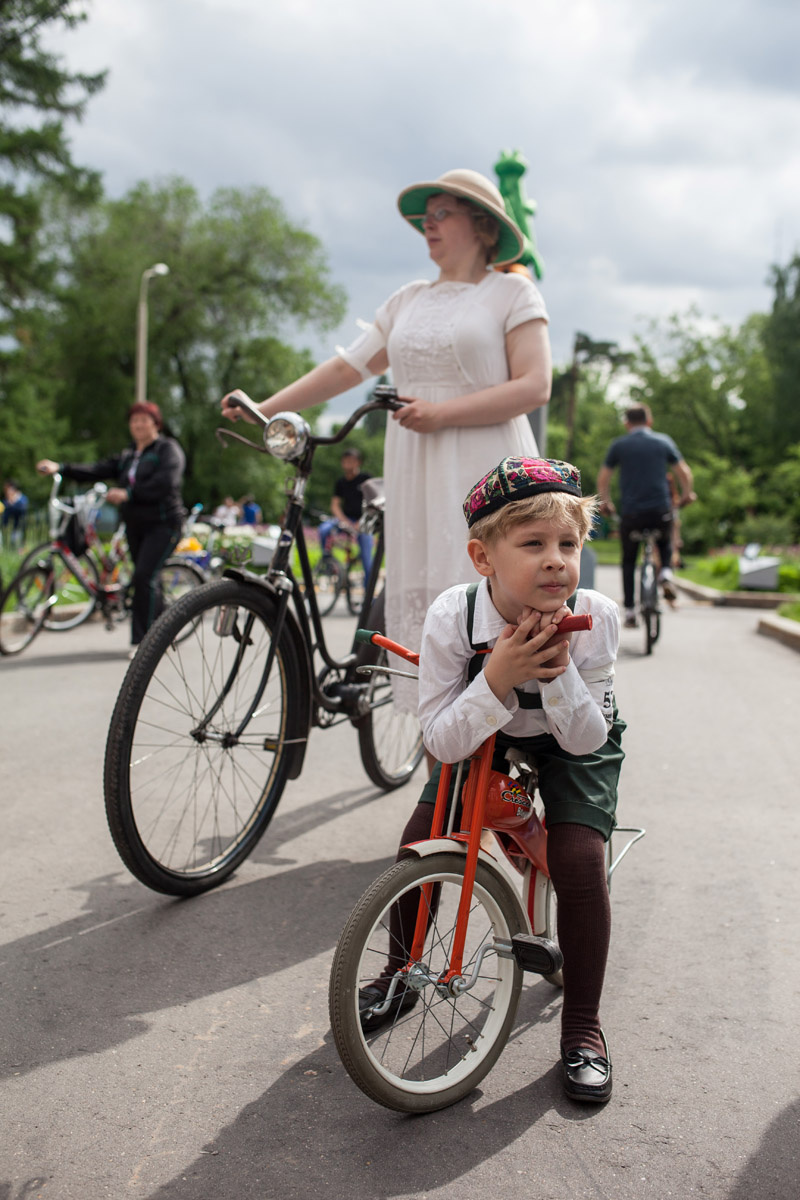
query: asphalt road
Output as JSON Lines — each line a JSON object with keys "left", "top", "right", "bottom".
{"left": 2, "top": 568, "right": 799, "bottom": 1199}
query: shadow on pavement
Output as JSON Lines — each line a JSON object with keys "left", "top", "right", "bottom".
{"left": 0, "top": 646, "right": 130, "bottom": 671}
{"left": 142, "top": 985, "right": 594, "bottom": 1200}
{"left": 1, "top": 854, "right": 393, "bottom": 1082}
{"left": 726, "top": 1097, "right": 800, "bottom": 1200}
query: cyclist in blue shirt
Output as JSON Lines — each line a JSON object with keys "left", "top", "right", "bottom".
{"left": 597, "top": 404, "right": 695, "bottom": 627}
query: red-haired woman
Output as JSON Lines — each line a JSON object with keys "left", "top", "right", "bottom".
{"left": 38, "top": 402, "right": 186, "bottom": 655}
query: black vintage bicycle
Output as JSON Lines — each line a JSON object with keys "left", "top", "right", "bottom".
{"left": 103, "top": 390, "right": 424, "bottom": 896}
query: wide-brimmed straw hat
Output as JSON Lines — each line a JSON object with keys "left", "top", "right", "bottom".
{"left": 397, "top": 168, "right": 524, "bottom": 267}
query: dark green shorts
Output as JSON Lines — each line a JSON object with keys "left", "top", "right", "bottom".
{"left": 419, "top": 715, "right": 626, "bottom": 842}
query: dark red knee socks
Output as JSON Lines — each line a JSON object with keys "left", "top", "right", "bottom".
{"left": 545, "top": 822, "right": 611, "bottom": 1057}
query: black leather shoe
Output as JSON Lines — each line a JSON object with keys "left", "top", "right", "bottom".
{"left": 359, "top": 984, "right": 418, "bottom": 1033}
{"left": 561, "top": 1031, "right": 612, "bottom": 1103}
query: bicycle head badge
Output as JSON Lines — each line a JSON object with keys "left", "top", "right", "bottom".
{"left": 482, "top": 772, "right": 536, "bottom": 830}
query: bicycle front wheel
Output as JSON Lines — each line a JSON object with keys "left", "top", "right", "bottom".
{"left": 41, "top": 550, "right": 99, "bottom": 631}
{"left": 355, "top": 591, "right": 424, "bottom": 790}
{"left": 160, "top": 557, "right": 206, "bottom": 605}
{"left": 159, "top": 557, "right": 206, "bottom": 638}
{"left": 345, "top": 557, "right": 365, "bottom": 617}
{"left": 312, "top": 556, "right": 343, "bottom": 616}
{"left": 640, "top": 562, "right": 660, "bottom": 655}
{"left": 329, "top": 852, "right": 525, "bottom": 1114}
{"left": 0, "top": 563, "right": 52, "bottom": 655}
{"left": 104, "top": 577, "right": 307, "bottom": 895}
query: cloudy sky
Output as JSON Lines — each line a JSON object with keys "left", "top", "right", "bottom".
{"left": 48, "top": 0, "right": 800, "bottom": 416}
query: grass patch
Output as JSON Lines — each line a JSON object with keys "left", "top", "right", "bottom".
{"left": 678, "top": 552, "right": 800, "bottom": 594}
{"left": 678, "top": 555, "right": 740, "bottom": 592}
{"left": 777, "top": 601, "right": 800, "bottom": 623}
{"left": 585, "top": 538, "right": 621, "bottom": 566}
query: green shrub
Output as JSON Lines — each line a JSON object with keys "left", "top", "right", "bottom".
{"left": 779, "top": 563, "right": 800, "bottom": 592}
{"left": 777, "top": 601, "right": 800, "bottom": 623}
{"left": 710, "top": 554, "right": 737, "bottom": 578}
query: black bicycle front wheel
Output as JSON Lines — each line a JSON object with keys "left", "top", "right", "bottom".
{"left": 0, "top": 562, "right": 52, "bottom": 655}
{"left": 329, "top": 852, "right": 525, "bottom": 1114}
{"left": 104, "top": 577, "right": 307, "bottom": 895}
{"left": 355, "top": 591, "right": 424, "bottom": 790}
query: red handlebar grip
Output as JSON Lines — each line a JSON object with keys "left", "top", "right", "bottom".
{"left": 558, "top": 614, "right": 592, "bottom": 633}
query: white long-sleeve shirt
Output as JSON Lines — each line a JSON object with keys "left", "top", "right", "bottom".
{"left": 418, "top": 580, "right": 620, "bottom": 765}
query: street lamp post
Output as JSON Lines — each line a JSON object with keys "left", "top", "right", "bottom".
{"left": 135, "top": 262, "right": 170, "bottom": 405}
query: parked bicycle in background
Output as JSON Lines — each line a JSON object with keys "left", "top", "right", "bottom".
{"left": 0, "top": 474, "right": 204, "bottom": 656}
{"left": 313, "top": 518, "right": 370, "bottom": 616}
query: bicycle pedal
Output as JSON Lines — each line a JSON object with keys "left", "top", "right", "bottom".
{"left": 510, "top": 933, "right": 564, "bottom": 976}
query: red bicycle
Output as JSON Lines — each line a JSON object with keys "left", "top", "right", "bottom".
{"left": 329, "top": 622, "right": 645, "bottom": 1114}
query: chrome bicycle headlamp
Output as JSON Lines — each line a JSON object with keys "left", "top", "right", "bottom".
{"left": 263, "top": 412, "right": 310, "bottom": 461}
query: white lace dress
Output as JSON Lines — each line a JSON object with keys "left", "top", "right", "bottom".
{"left": 339, "top": 270, "right": 548, "bottom": 711}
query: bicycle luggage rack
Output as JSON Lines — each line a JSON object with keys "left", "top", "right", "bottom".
{"left": 608, "top": 826, "right": 646, "bottom": 881}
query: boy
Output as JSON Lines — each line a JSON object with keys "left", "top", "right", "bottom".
{"left": 360, "top": 456, "right": 625, "bottom": 1103}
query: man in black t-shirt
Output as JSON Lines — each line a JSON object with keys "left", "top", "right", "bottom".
{"left": 319, "top": 448, "right": 373, "bottom": 582}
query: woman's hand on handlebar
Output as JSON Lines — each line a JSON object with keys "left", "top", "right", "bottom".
{"left": 36, "top": 459, "right": 59, "bottom": 475}
{"left": 391, "top": 396, "right": 440, "bottom": 434}
{"left": 221, "top": 388, "right": 259, "bottom": 424}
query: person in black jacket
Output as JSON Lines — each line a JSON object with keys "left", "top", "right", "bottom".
{"left": 37, "top": 402, "right": 186, "bottom": 653}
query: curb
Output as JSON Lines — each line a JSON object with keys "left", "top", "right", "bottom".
{"left": 756, "top": 613, "right": 800, "bottom": 654}
{"left": 673, "top": 579, "right": 800, "bottom": 609}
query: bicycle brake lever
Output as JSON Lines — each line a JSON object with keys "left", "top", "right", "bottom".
{"left": 214, "top": 427, "right": 270, "bottom": 453}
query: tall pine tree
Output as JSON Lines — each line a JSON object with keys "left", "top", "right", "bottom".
{"left": 0, "top": 0, "right": 105, "bottom": 308}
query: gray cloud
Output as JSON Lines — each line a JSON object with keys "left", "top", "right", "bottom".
{"left": 47, "top": 0, "right": 800, "bottom": 415}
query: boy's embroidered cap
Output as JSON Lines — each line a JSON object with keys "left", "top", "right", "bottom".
{"left": 464, "top": 456, "right": 582, "bottom": 527}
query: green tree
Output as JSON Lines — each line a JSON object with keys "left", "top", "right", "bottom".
{"left": 34, "top": 177, "right": 347, "bottom": 510}
{"left": 559, "top": 332, "right": 633, "bottom": 461}
{"left": 761, "top": 255, "right": 800, "bottom": 459}
{"left": 678, "top": 453, "right": 757, "bottom": 551}
{"left": 628, "top": 311, "right": 764, "bottom": 467}
{"left": 0, "top": 0, "right": 105, "bottom": 307}
{"left": 549, "top": 363, "right": 623, "bottom": 489}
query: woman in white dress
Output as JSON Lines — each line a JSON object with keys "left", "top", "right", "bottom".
{"left": 221, "top": 169, "right": 552, "bottom": 709}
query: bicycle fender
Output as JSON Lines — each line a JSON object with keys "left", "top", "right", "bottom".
{"left": 403, "top": 838, "right": 530, "bottom": 928}
{"left": 222, "top": 567, "right": 312, "bottom": 780}
{"left": 402, "top": 836, "right": 498, "bottom": 868}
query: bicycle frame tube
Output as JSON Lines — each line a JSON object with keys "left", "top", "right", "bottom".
{"left": 408, "top": 736, "right": 498, "bottom": 982}
{"left": 51, "top": 542, "right": 102, "bottom": 596}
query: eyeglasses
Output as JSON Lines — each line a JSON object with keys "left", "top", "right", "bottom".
{"left": 420, "top": 206, "right": 461, "bottom": 227}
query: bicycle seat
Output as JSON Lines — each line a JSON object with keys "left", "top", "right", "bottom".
{"left": 359, "top": 477, "right": 385, "bottom": 506}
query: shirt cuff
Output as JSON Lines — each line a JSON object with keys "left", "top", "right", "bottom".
{"left": 537, "top": 658, "right": 584, "bottom": 711}
{"left": 461, "top": 670, "right": 518, "bottom": 732}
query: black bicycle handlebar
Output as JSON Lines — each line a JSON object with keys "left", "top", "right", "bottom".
{"left": 214, "top": 395, "right": 405, "bottom": 456}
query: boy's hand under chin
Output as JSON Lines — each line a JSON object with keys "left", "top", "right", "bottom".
{"left": 483, "top": 604, "right": 573, "bottom": 705}
{"left": 518, "top": 604, "right": 573, "bottom": 668}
